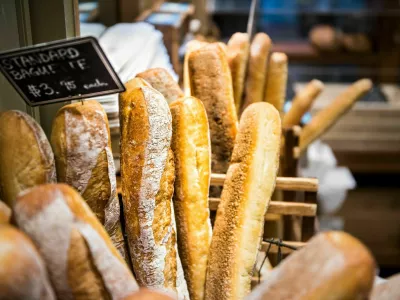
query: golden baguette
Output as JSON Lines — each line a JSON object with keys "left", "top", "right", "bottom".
{"left": 136, "top": 68, "right": 183, "bottom": 104}
{"left": 205, "top": 102, "right": 281, "bottom": 300}
{"left": 170, "top": 96, "right": 212, "bottom": 300}
{"left": 189, "top": 43, "right": 238, "bottom": 174}
{"left": 282, "top": 79, "right": 324, "bottom": 127}
{"left": 184, "top": 40, "right": 208, "bottom": 96}
{"left": 264, "top": 52, "right": 288, "bottom": 114}
{"left": 242, "top": 33, "right": 272, "bottom": 113}
{"left": 247, "top": 231, "right": 376, "bottom": 300}
{"left": 299, "top": 78, "right": 372, "bottom": 152}
{"left": 227, "top": 32, "right": 250, "bottom": 114}
{"left": 0, "top": 201, "right": 11, "bottom": 224}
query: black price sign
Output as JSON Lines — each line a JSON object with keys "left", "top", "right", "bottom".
{"left": 0, "top": 36, "right": 125, "bottom": 106}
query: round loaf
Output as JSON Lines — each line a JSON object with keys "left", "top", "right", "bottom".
{"left": 122, "top": 289, "right": 177, "bottom": 300}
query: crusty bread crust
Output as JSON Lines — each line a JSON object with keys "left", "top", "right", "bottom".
{"left": 13, "top": 183, "right": 138, "bottom": 300}
{"left": 51, "top": 100, "right": 128, "bottom": 262}
{"left": 371, "top": 274, "right": 400, "bottom": 300}
{"left": 0, "top": 111, "right": 56, "bottom": 206}
{"left": 248, "top": 231, "right": 376, "bottom": 300}
{"left": 282, "top": 79, "right": 324, "bottom": 127}
{"left": 227, "top": 33, "right": 250, "bottom": 114}
{"left": 189, "top": 43, "right": 238, "bottom": 174}
{"left": 170, "top": 96, "right": 212, "bottom": 300}
{"left": 299, "top": 79, "right": 372, "bottom": 152}
{"left": 264, "top": 52, "right": 288, "bottom": 114}
{"left": 119, "top": 79, "right": 189, "bottom": 299}
{"left": 0, "top": 201, "right": 11, "bottom": 224}
{"left": 0, "top": 225, "right": 55, "bottom": 300}
{"left": 137, "top": 68, "right": 183, "bottom": 104}
{"left": 205, "top": 102, "right": 281, "bottom": 300}
{"left": 242, "top": 33, "right": 272, "bottom": 113}
{"left": 184, "top": 40, "right": 208, "bottom": 96}
{"left": 123, "top": 289, "right": 177, "bottom": 300}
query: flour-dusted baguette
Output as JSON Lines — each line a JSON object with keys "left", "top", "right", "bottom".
{"left": 123, "top": 289, "right": 177, "bottom": 300}
{"left": 205, "top": 102, "right": 281, "bottom": 300}
{"left": 189, "top": 43, "right": 238, "bottom": 174}
{"left": 371, "top": 274, "right": 400, "bottom": 300}
{"left": 136, "top": 68, "right": 184, "bottom": 104}
{"left": 227, "top": 32, "right": 250, "bottom": 113}
{"left": 170, "top": 96, "right": 212, "bottom": 300}
{"left": 13, "top": 183, "right": 138, "bottom": 300}
{"left": 0, "top": 201, "right": 11, "bottom": 224}
{"left": 51, "top": 100, "right": 128, "bottom": 262}
{"left": 242, "top": 33, "right": 272, "bottom": 112}
{"left": 0, "top": 224, "right": 56, "bottom": 300}
{"left": 264, "top": 52, "right": 288, "bottom": 114}
{"left": 282, "top": 79, "right": 324, "bottom": 127}
{"left": 248, "top": 231, "right": 376, "bottom": 300}
{"left": 299, "top": 79, "right": 372, "bottom": 152}
{"left": 0, "top": 111, "right": 56, "bottom": 206}
{"left": 184, "top": 40, "right": 208, "bottom": 96}
{"left": 119, "top": 78, "right": 189, "bottom": 299}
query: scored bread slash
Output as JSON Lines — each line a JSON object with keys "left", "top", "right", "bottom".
{"left": 119, "top": 78, "right": 189, "bottom": 299}
{"left": 205, "top": 102, "right": 281, "bottom": 300}
{"left": 51, "top": 100, "right": 129, "bottom": 265}
{"left": 170, "top": 96, "right": 212, "bottom": 300}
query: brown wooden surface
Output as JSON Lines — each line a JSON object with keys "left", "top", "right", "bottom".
{"left": 302, "top": 191, "right": 318, "bottom": 242}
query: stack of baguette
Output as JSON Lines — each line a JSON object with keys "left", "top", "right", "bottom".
{"left": 0, "top": 30, "right": 381, "bottom": 300}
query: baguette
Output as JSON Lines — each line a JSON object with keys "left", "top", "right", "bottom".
{"left": 119, "top": 78, "right": 189, "bottom": 299}
{"left": 123, "top": 289, "right": 177, "bottom": 300}
{"left": 282, "top": 79, "right": 324, "bottom": 127}
{"left": 170, "top": 96, "right": 212, "bottom": 300}
{"left": 242, "top": 33, "right": 272, "bottom": 112}
{"left": 51, "top": 100, "right": 129, "bottom": 262}
{"left": 0, "top": 224, "right": 56, "bottom": 300}
{"left": 205, "top": 102, "right": 281, "bottom": 300}
{"left": 0, "top": 111, "right": 56, "bottom": 206}
{"left": 227, "top": 32, "right": 250, "bottom": 114}
{"left": 189, "top": 43, "right": 238, "bottom": 174}
{"left": 264, "top": 52, "right": 288, "bottom": 114}
{"left": 0, "top": 200, "right": 11, "bottom": 224}
{"left": 299, "top": 79, "right": 372, "bottom": 152}
{"left": 370, "top": 274, "right": 400, "bottom": 300}
{"left": 13, "top": 183, "right": 138, "bottom": 300}
{"left": 136, "top": 68, "right": 184, "bottom": 104}
{"left": 247, "top": 231, "right": 376, "bottom": 300}
{"left": 184, "top": 40, "right": 208, "bottom": 96}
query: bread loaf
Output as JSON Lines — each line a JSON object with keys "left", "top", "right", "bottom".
{"left": 227, "top": 32, "right": 250, "bottom": 113}
{"left": 0, "top": 201, "right": 11, "bottom": 224}
{"left": 119, "top": 78, "right": 189, "bottom": 299}
{"left": 370, "top": 274, "right": 400, "bottom": 300}
{"left": 189, "top": 43, "right": 238, "bottom": 174}
{"left": 248, "top": 231, "right": 376, "bottom": 300}
{"left": 264, "top": 52, "right": 288, "bottom": 114}
{"left": 242, "top": 33, "right": 272, "bottom": 112}
{"left": 205, "top": 102, "right": 281, "bottom": 300}
{"left": 184, "top": 40, "right": 207, "bottom": 96}
{"left": 282, "top": 79, "right": 324, "bottom": 127}
{"left": 0, "top": 224, "right": 56, "bottom": 300}
{"left": 13, "top": 183, "right": 138, "bottom": 300}
{"left": 51, "top": 100, "right": 129, "bottom": 263}
{"left": 0, "top": 111, "right": 56, "bottom": 206}
{"left": 299, "top": 79, "right": 372, "bottom": 152}
{"left": 123, "top": 289, "right": 177, "bottom": 300}
{"left": 136, "top": 68, "right": 184, "bottom": 104}
{"left": 170, "top": 96, "right": 212, "bottom": 300}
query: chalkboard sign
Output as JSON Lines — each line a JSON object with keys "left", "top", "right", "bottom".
{"left": 0, "top": 36, "right": 125, "bottom": 106}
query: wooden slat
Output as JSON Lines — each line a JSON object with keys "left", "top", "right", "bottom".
{"left": 210, "top": 174, "right": 318, "bottom": 192}
{"left": 208, "top": 198, "right": 317, "bottom": 217}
